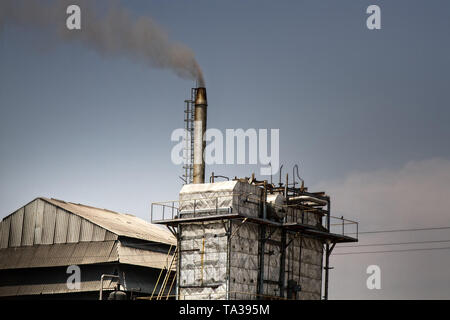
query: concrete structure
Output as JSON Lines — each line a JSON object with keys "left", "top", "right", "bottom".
{"left": 152, "top": 179, "right": 358, "bottom": 300}
{"left": 0, "top": 197, "right": 176, "bottom": 299}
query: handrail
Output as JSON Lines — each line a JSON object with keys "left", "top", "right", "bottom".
{"left": 151, "top": 193, "right": 358, "bottom": 240}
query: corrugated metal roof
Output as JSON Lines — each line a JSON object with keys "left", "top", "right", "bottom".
{"left": 0, "top": 241, "right": 118, "bottom": 269}
{"left": 0, "top": 240, "right": 171, "bottom": 296}
{"left": 118, "top": 242, "right": 174, "bottom": 270}
{"left": 0, "top": 279, "right": 117, "bottom": 297}
{"left": 0, "top": 240, "right": 172, "bottom": 271}
{"left": 41, "top": 198, "right": 175, "bottom": 245}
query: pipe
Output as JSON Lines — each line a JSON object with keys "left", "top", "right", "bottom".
{"left": 285, "top": 174, "right": 289, "bottom": 204}
{"left": 292, "top": 164, "right": 304, "bottom": 189}
{"left": 99, "top": 274, "right": 120, "bottom": 300}
{"left": 257, "top": 181, "right": 268, "bottom": 297}
{"left": 278, "top": 165, "right": 283, "bottom": 187}
{"left": 288, "top": 195, "right": 328, "bottom": 206}
{"left": 193, "top": 87, "right": 207, "bottom": 184}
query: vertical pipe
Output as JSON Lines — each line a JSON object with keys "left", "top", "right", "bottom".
{"left": 327, "top": 198, "right": 331, "bottom": 232}
{"left": 200, "top": 236, "right": 205, "bottom": 286}
{"left": 176, "top": 231, "right": 181, "bottom": 300}
{"left": 226, "top": 220, "right": 232, "bottom": 300}
{"left": 324, "top": 242, "right": 330, "bottom": 300}
{"left": 279, "top": 229, "right": 287, "bottom": 298}
{"left": 193, "top": 87, "right": 207, "bottom": 184}
{"left": 285, "top": 174, "right": 289, "bottom": 212}
{"left": 263, "top": 181, "right": 267, "bottom": 219}
{"left": 258, "top": 183, "right": 268, "bottom": 298}
{"left": 324, "top": 198, "right": 331, "bottom": 300}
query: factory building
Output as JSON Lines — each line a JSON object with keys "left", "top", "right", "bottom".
{"left": 0, "top": 197, "right": 176, "bottom": 299}
{"left": 150, "top": 87, "right": 359, "bottom": 300}
{"left": 0, "top": 87, "right": 358, "bottom": 301}
{"left": 153, "top": 178, "right": 358, "bottom": 300}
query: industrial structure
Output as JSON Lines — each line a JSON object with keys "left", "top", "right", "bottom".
{"left": 0, "top": 87, "right": 357, "bottom": 301}
{"left": 151, "top": 87, "right": 359, "bottom": 300}
{"left": 0, "top": 197, "right": 176, "bottom": 299}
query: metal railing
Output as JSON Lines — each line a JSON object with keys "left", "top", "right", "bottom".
{"left": 326, "top": 215, "right": 359, "bottom": 240}
{"left": 151, "top": 201, "right": 180, "bottom": 222}
{"left": 151, "top": 198, "right": 234, "bottom": 223}
{"left": 151, "top": 193, "right": 358, "bottom": 240}
{"left": 151, "top": 192, "right": 262, "bottom": 223}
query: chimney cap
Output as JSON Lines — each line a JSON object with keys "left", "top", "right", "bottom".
{"left": 195, "top": 87, "right": 207, "bottom": 106}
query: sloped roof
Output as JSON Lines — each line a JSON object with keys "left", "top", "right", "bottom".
{"left": 41, "top": 197, "right": 176, "bottom": 245}
{"left": 0, "top": 241, "right": 118, "bottom": 270}
{"left": 0, "top": 277, "right": 117, "bottom": 297}
{"left": 0, "top": 241, "right": 173, "bottom": 271}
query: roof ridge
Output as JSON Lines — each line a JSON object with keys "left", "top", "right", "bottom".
{"left": 38, "top": 197, "right": 176, "bottom": 245}
{"left": 67, "top": 202, "right": 122, "bottom": 215}
{"left": 47, "top": 197, "right": 130, "bottom": 217}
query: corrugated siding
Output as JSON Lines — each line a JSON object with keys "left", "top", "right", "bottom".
{"left": 9, "top": 208, "right": 24, "bottom": 247}
{"left": 54, "top": 209, "right": 69, "bottom": 244}
{"left": 42, "top": 202, "right": 57, "bottom": 245}
{"left": 104, "top": 231, "right": 118, "bottom": 241}
{"left": 118, "top": 243, "right": 173, "bottom": 270}
{"left": 67, "top": 214, "right": 81, "bottom": 243}
{"left": 0, "top": 217, "right": 11, "bottom": 249}
{"left": 92, "top": 225, "right": 106, "bottom": 241}
{"left": 42, "top": 197, "right": 176, "bottom": 245}
{"left": 22, "top": 201, "right": 37, "bottom": 246}
{"left": 82, "top": 241, "right": 116, "bottom": 264}
{"left": 0, "top": 241, "right": 118, "bottom": 270}
{"left": 34, "top": 199, "right": 45, "bottom": 245}
{"left": 2, "top": 198, "right": 156, "bottom": 248}
{"left": 80, "top": 219, "right": 93, "bottom": 241}
{"left": 0, "top": 279, "right": 116, "bottom": 297}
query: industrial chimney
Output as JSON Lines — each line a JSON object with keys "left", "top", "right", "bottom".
{"left": 193, "top": 87, "right": 207, "bottom": 184}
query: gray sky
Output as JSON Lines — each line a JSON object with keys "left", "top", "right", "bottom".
{"left": 1, "top": 0, "right": 449, "bottom": 299}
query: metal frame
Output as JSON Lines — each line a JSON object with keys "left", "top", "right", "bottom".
{"left": 99, "top": 274, "right": 120, "bottom": 300}
{"left": 181, "top": 88, "right": 197, "bottom": 185}
{"left": 151, "top": 189, "right": 358, "bottom": 300}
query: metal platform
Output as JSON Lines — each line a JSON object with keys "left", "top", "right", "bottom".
{"left": 151, "top": 204, "right": 358, "bottom": 244}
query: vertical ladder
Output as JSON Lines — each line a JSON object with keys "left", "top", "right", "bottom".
{"left": 182, "top": 88, "right": 196, "bottom": 185}
{"left": 151, "top": 246, "right": 178, "bottom": 300}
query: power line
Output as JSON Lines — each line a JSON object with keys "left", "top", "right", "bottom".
{"left": 356, "top": 226, "right": 450, "bottom": 235}
{"left": 337, "top": 239, "right": 450, "bottom": 248}
{"left": 333, "top": 246, "right": 450, "bottom": 255}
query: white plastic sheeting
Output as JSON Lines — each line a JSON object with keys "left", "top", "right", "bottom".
{"left": 178, "top": 181, "right": 323, "bottom": 300}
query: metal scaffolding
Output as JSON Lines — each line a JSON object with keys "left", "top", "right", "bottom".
{"left": 182, "top": 88, "right": 197, "bottom": 185}
{"left": 151, "top": 176, "right": 358, "bottom": 300}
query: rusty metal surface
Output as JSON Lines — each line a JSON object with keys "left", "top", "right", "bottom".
{"left": 0, "top": 197, "right": 176, "bottom": 248}
{"left": 0, "top": 238, "right": 173, "bottom": 271}
{"left": 193, "top": 87, "right": 207, "bottom": 184}
{"left": 0, "top": 241, "right": 118, "bottom": 270}
{"left": 118, "top": 242, "right": 174, "bottom": 270}
{"left": 43, "top": 197, "right": 175, "bottom": 245}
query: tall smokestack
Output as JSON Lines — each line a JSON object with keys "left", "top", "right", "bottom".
{"left": 193, "top": 87, "right": 207, "bottom": 184}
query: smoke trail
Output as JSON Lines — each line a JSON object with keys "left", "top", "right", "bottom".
{"left": 0, "top": 0, "right": 205, "bottom": 86}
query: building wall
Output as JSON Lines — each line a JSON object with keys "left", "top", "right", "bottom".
{"left": 0, "top": 263, "right": 168, "bottom": 299}
{"left": 177, "top": 181, "right": 324, "bottom": 300}
{"left": 0, "top": 199, "right": 117, "bottom": 249}
{"left": 178, "top": 221, "right": 229, "bottom": 299}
